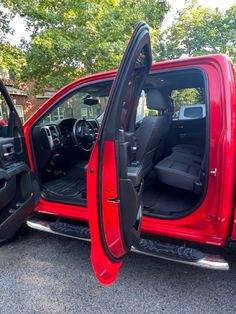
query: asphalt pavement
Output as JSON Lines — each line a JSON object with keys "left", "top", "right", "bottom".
{"left": 0, "top": 229, "right": 236, "bottom": 314}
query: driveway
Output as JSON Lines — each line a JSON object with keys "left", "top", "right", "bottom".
{"left": 0, "top": 229, "right": 236, "bottom": 314}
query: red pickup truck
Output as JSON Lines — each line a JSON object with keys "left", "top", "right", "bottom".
{"left": 0, "top": 22, "right": 236, "bottom": 285}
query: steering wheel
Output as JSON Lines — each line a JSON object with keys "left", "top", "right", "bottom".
{"left": 73, "top": 119, "right": 96, "bottom": 152}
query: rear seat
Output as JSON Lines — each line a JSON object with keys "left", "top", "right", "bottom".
{"left": 154, "top": 144, "right": 204, "bottom": 193}
{"left": 172, "top": 144, "right": 203, "bottom": 157}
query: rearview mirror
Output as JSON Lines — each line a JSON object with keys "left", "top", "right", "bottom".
{"left": 83, "top": 95, "right": 99, "bottom": 106}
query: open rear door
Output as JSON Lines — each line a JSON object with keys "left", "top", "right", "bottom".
{"left": 0, "top": 81, "right": 39, "bottom": 241}
{"left": 88, "top": 22, "right": 152, "bottom": 285}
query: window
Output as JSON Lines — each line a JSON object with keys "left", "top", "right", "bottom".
{"left": 136, "top": 90, "right": 146, "bottom": 122}
{"left": 136, "top": 90, "right": 159, "bottom": 123}
{"left": 171, "top": 88, "right": 205, "bottom": 121}
{"left": 15, "top": 105, "right": 24, "bottom": 123}
{"left": 0, "top": 92, "right": 10, "bottom": 126}
{"left": 0, "top": 104, "right": 3, "bottom": 119}
{"left": 43, "top": 90, "right": 108, "bottom": 124}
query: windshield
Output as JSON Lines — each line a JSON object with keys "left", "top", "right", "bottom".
{"left": 43, "top": 91, "right": 108, "bottom": 124}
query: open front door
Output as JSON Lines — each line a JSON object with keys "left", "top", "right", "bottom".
{"left": 88, "top": 22, "right": 152, "bottom": 285}
{"left": 0, "top": 81, "right": 39, "bottom": 241}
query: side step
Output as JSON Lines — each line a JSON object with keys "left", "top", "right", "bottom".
{"left": 26, "top": 217, "right": 91, "bottom": 242}
{"left": 26, "top": 217, "right": 229, "bottom": 271}
{"left": 132, "top": 238, "right": 229, "bottom": 271}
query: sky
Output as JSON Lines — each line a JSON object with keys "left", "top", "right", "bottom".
{"left": 4, "top": 0, "right": 236, "bottom": 46}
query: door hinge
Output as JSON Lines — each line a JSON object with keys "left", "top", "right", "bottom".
{"left": 210, "top": 168, "right": 217, "bottom": 177}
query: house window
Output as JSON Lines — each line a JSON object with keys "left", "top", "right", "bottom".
{"left": 15, "top": 105, "right": 24, "bottom": 123}
{"left": 0, "top": 93, "right": 9, "bottom": 124}
{"left": 0, "top": 104, "right": 3, "bottom": 119}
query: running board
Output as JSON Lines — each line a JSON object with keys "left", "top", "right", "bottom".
{"left": 26, "top": 217, "right": 229, "bottom": 271}
{"left": 132, "top": 238, "right": 229, "bottom": 271}
{"left": 26, "top": 218, "right": 91, "bottom": 242}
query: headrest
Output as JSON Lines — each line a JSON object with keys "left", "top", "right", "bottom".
{"left": 146, "top": 89, "right": 168, "bottom": 110}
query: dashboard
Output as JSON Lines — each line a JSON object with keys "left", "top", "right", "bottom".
{"left": 40, "top": 118, "right": 100, "bottom": 150}
{"left": 33, "top": 118, "right": 100, "bottom": 169}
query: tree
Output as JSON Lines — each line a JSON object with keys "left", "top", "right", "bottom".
{"left": 2, "top": 0, "right": 169, "bottom": 90}
{"left": 0, "top": 8, "right": 26, "bottom": 81}
{"left": 0, "top": 9, "right": 12, "bottom": 42}
{"left": 155, "top": 0, "right": 236, "bottom": 65}
{"left": 171, "top": 88, "right": 204, "bottom": 111}
{"left": 0, "top": 43, "right": 26, "bottom": 80}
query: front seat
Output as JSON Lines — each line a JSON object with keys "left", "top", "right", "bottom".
{"left": 135, "top": 89, "right": 171, "bottom": 177}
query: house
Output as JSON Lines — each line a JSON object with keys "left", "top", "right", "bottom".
{"left": 0, "top": 79, "right": 57, "bottom": 123}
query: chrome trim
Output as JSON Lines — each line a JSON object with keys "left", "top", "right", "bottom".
{"left": 3, "top": 151, "right": 15, "bottom": 157}
{"left": 41, "top": 126, "right": 53, "bottom": 149}
{"left": 131, "top": 246, "right": 229, "bottom": 271}
{"left": 26, "top": 219, "right": 91, "bottom": 242}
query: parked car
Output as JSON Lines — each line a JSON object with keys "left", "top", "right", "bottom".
{"left": 173, "top": 104, "right": 206, "bottom": 120}
{"left": 179, "top": 104, "right": 206, "bottom": 120}
{"left": 0, "top": 22, "right": 236, "bottom": 286}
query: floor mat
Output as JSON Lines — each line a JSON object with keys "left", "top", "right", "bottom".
{"left": 42, "top": 169, "right": 86, "bottom": 198}
{"left": 143, "top": 171, "right": 199, "bottom": 216}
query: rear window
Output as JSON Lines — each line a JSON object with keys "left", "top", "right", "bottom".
{"left": 171, "top": 88, "right": 205, "bottom": 121}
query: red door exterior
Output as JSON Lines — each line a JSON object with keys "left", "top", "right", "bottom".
{"left": 87, "top": 22, "right": 152, "bottom": 285}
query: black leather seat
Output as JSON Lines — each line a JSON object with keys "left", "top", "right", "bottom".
{"left": 135, "top": 89, "right": 171, "bottom": 177}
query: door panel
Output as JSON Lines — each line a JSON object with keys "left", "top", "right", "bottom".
{"left": 0, "top": 81, "right": 39, "bottom": 241}
{"left": 0, "top": 138, "right": 16, "bottom": 210}
{"left": 88, "top": 22, "right": 152, "bottom": 285}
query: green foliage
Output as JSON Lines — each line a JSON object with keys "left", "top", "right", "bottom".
{"left": 0, "top": 9, "right": 13, "bottom": 43}
{"left": 0, "top": 43, "right": 26, "bottom": 80}
{"left": 2, "top": 0, "right": 169, "bottom": 90}
{"left": 155, "top": 0, "right": 236, "bottom": 66}
{"left": 171, "top": 88, "right": 205, "bottom": 111}
{"left": 0, "top": 9, "right": 26, "bottom": 81}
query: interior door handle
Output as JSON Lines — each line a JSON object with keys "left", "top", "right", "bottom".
{"left": 3, "top": 151, "right": 14, "bottom": 157}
